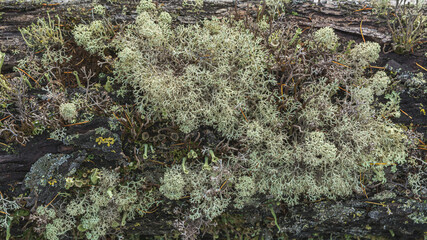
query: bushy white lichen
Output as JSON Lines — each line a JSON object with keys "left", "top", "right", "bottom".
{"left": 234, "top": 176, "right": 257, "bottom": 209}
{"left": 160, "top": 166, "right": 186, "bottom": 200}
{"left": 313, "top": 27, "right": 339, "bottom": 51}
{"left": 93, "top": 4, "right": 106, "bottom": 15}
{"left": 347, "top": 41, "right": 381, "bottom": 68}
{"left": 113, "top": 11, "right": 273, "bottom": 139}
{"left": 59, "top": 103, "right": 77, "bottom": 123}
{"left": 73, "top": 20, "right": 112, "bottom": 56}
{"left": 71, "top": 0, "right": 413, "bottom": 225}
{"left": 0, "top": 196, "right": 20, "bottom": 232}
{"left": 33, "top": 169, "right": 158, "bottom": 240}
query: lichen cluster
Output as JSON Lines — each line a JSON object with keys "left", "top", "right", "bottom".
{"left": 59, "top": 103, "right": 78, "bottom": 123}
{"left": 31, "top": 169, "right": 158, "bottom": 240}
{"left": 0, "top": 0, "right": 425, "bottom": 239}
{"left": 98, "top": 0, "right": 411, "bottom": 221}
{"left": 112, "top": 8, "right": 272, "bottom": 139}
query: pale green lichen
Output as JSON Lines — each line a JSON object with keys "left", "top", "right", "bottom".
{"left": 234, "top": 176, "right": 257, "bottom": 209}
{"left": 24, "top": 153, "right": 71, "bottom": 193}
{"left": 33, "top": 206, "right": 74, "bottom": 240}
{"left": 301, "top": 131, "right": 338, "bottom": 167}
{"left": 59, "top": 103, "right": 77, "bottom": 123}
{"left": 408, "top": 211, "right": 427, "bottom": 224}
{"left": 34, "top": 169, "right": 158, "bottom": 240}
{"left": 408, "top": 172, "right": 426, "bottom": 197}
{"left": 313, "top": 27, "right": 339, "bottom": 51}
{"left": 0, "top": 196, "right": 20, "bottom": 232}
{"left": 49, "top": 128, "right": 67, "bottom": 142}
{"left": 159, "top": 162, "right": 233, "bottom": 221}
{"left": 0, "top": 51, "right": 5, "bottom": 73}
{"left": 136, "top": 0, "right": 156, "bottom": 13}
{"left": 379, "top": 91, "right": 401, "bottom": 118}
{"left": 72, "top": 0, "right": 413, "bottom": 225}
{"left": 372, "top": 190, "right": 397, "bottom": 200}
{"left": 113, "top": 11, "right": 272, "bottom": 139}
{"left": 346, "top": 41, "right": 381, "bottom": 68}
{"left": 183, "top": 0, "right": 204, "bottom": 9}
{"left": 19, "top": 13, "right": 63, "bottom": 51}
{"left": 159, "top": 165, "right": 186, "bottom": 200}
{"left": 370, "top": 71, "right": 391, "bottom": 96}
{"left": 405, "top": 72, "right": 426, "bottom": 88}
{"left": 73, "top": 20, "right": 112, "bottom": 56}
{"left": 93, "top": 4, "right": 106, "bottom": 15}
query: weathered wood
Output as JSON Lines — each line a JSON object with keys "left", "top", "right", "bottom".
{"left": 0, "top": 136, "right": 65, "bottom": 188}
{"left": 289, "top": 1, "right": 392, "bottom": 43}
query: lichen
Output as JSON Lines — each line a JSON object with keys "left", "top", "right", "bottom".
{"left": 24, "top": 153, "right": 72, "bottom": 193}
{"left": 59, "top": 103, "right": 77, "bottom": 123}
{"left": 313, "top": 27, "right": 339, "bottom": 51}
{"left": 112, "top": 10, "right": 273, "bottom": 139}
{"left": 32, "top": 169, "right": 159, "bottom": 240}
{"left": 160, "top": 165, "right": 186, "bottom": 200}
{"left": 73, "top": 20, "right": 112, "bottom": 56}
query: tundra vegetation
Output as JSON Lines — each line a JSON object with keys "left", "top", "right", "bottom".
{"left": 0, "top": 0, "right": 425, "bottom": 239}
